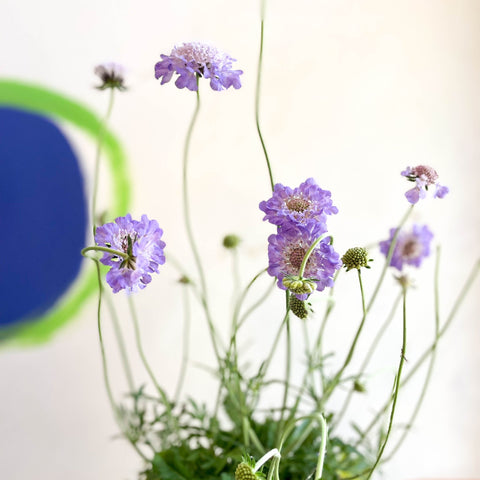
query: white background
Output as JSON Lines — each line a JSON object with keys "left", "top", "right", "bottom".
{"left": 1, "top": 1, "right": 479, "bottom": 479}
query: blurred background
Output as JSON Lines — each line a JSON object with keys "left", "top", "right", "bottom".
{"left": 1, "top": 0, "right": 479, "bottom": 479}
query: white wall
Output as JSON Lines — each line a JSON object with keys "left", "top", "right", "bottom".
{"left": 1, "top": 1, "right": 479, "bottom": 479}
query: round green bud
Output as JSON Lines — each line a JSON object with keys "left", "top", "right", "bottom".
{"left": 341, "top": 247, "right": 371, "bottom": 272}
{"left": 289, "top": 294, "right": 310, "bottom": 319}
{"left": 223, "top": 234, "right": 241, "bottom": 249}
{"left": 235, "top": 462, "right": 257, "bottom": 480}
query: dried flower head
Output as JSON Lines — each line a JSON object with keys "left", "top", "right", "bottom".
{"left": 94, "top": 214, "right": 165, "bottom": 293}
{"left": 401, "top": 165, "right": 449, "bottom": 204}
{"left": 341, "top": 247, "right": 372, "bottom": 272}
{"left": 289, "top": 294, "right": 311, "bottom": 319}
{"left": 154, "top": 42, "right": 243, "bottom": 91}
{"left": 379, "top": 224, "right": 433, "bottom": 271}
{"left": 94, "top": 62, "right": 126, "bottom": 91}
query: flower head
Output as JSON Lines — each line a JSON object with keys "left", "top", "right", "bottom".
{"left": 267, "top": 227, "right": 341, "bottom": 298}
{"left": 94, "top": 214, "right": 166, "bottom": 293}
{"left": 94, "top": 62, "right": 126, "bottom": 91}
{"left": 341, "top": 247, "right": 372, "bottom": 272}
{"left": 379, "top": 224, "right": 433, "bottom": 271}
{"left": 401, "top": 165, "right": 449, "bottom": 204}
{"left": 154, "top": 42, "right": 243, "bottom": 91}
{"left": 259, "top": 178, "right": 338, "bottom": 234}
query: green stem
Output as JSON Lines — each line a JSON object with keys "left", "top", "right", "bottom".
{"left": 365, "top": 286, "right": 408, "bottom": 480}
{"left": 81, "top": 245, "right": 129, "bottom": 259}
{"left": 182, "top": 79, "right": 222, "bottom": 365}
{"left": 174, "top": 285, "right": 191, "bottom": 403}
{"left": 332, "top": 291, "right": 402, "bottom": 432}
{"left": 92, "top": 87, "right": 115, "bottom": 237}
{"left": 255, "top": 1, "right": 274, "bottom": 191}
{"left": 93, "top": 259, "right": 148, "bottom": 462}
{"left": 104, "top": 293, "right": 135, "bottom": 392}
{"left": 298, "top": 236, "right": 325, "bottom": 278}
{"left": 366, "top": 205, "right": 414, "bottom": 312}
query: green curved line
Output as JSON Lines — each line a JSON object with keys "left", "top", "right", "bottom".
{"left": 0, "top": 79, "right": 131, "bottom": 345}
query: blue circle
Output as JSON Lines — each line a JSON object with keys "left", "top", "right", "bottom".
{"left": 0, "top": 107, "right": 87, "bottom": 326}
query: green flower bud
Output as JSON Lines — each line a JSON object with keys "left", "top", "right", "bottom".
{"left": 235, "top": 462, "right": 257, "bottom": 480}
{"left": 289, "top": 294, "right": 310, "bottom": 319}
{"left": 353, "top": 380, "right": 366, "bottom": 393}
{"left": 282, "top": 275, "right": 316, "bottom": 295}
{"left": 223, "top": 234, "right": 241, "bottom": 249}
{"left": 341, "top": 247, "right": 372, "bottom": 272}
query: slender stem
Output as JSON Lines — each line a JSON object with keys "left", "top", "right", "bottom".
{"left": 332, "top": 292, "right": 402, "bottom": 431}
{"left": 127, "top": 296, "right": 171, "bottom": 409}
{"left": 298, "top": 235, "right": 325, "bottom": 278}
{"left": 182, "top": 79, "right": 222, "bottom": 365}
{"left": 104, "top": 293, "right": 135, "bottom": 392}
{"left": 366, "top": 205, "right": 414, "bottom": 312}
{"left": 356, "top": 257, "right": 480, "bottom": 444}
{"left": 365, "top": 286, "right": 408, "bottom": 480}
{"left": 237, "top": 278, "right": 275, "bottom": 330}
{"left": 324, "top": 269, "right": 367, "bottom": 401}
{"left": 383, "top": 247, "right": 441, "bottom": 461}
{"left": 255, "top": 0, "right": 274, "bottom": 191}
{"left": 91, "top": 87, "right": 115, "bottom": 237}
{"left": 93, "top": 259, "right": 148, "bottom": 461}
{"left": 174, "top": 285, "right": 191, "bottom": 402}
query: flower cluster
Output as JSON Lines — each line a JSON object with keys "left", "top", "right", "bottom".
{"left": 379, "top": 224, "right": 433, "bottom": 271}
{"left": 402, "top": 165, "right": 448, "bottom": 204}
{"left": 94, "top": 214, "right": 166, "bottom": 293}
{"left": 260, "top": 179, "right": 341, "bottom": 307}
{"left": 155, "top": 42, "right": 243, "bottom": 91}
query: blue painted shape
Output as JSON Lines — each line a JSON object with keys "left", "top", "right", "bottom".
{"left": 0, "top": 107, "right": 87, "bottom": 326}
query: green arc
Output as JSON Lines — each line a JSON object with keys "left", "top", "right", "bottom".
{"left": 0, "top": 79, "right": 131, "bottom": 345}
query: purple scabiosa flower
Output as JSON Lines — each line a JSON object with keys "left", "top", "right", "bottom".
{"left": 259, "top": 178, "right": 338, "bottom": 234}
{"left": 94, "top": 62, "right": 126, "bottom": 91}
{"left": 154, "top": 42, "right": 243, "bottom": 91}
{"left": 379, "top": 224, "right": 433, "bottom": 271}
{"left": 401, "top": 165, "right": 449, "bottom": 204}
{"left": 267, "top": 227, "right": 341, "bottom": 298}
{"left": 94, "top": 214, "right": 166, "bottom": 293}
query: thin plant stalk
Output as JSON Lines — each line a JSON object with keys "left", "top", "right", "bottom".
{"left": 255, "top": 0, "right": 274, "bottom": 191}
{"left": 91, "top": 87, "right": 115, "bottom": 237}
{"left": 364, "top": 285, "right": 408, "bottom": 480}
{"left": 174, "top": 285, "right": 191, "bottom": 403}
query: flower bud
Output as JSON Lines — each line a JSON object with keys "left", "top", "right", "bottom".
{"left": 289, "top": 294, "right": 310, "bottom": 319}
{"left": 223, "top": 234, "right": 241, "bottom": 249}
{"left": 282, "top": 275, "right": 316, "bottom": 295}
{"left": 235, "top": 462, "right": 257, "bottom": 480}
{"left": 341, "top": 247, "right": 371, "bottom": 272}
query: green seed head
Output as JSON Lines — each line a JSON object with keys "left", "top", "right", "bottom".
{"left": 289, "top": 294, "right": 310, "bottom": 319}
{"left": 341, "top": 247, "right": 371, "bottom": 272}
{"left": 223, "top": 234, "right": 241, "bottom": 249}
{"left": 235, "top": 462, "right": 257, "bottom": 480}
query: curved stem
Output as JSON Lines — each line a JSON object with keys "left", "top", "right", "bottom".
{"left": 92, "top": 87, "right": 115, "bottom": 237}
{"left": 93, "top": 259, "right": 148, "bottom": 461}
{"left": 255, "top": 0, "right": 274, "bottom": 191}
{"left": 365, "top": 286, "right": 408, "bottom": 480}
{"left": 298, "top": 235, "right": 325, "bottom": 278}
{"left": 81, "top": 245, "right": 129, "bottom": 259}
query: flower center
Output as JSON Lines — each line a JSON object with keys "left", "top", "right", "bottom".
{"left": 412, "top": 165, "right": 438, "bottom": 184}
{"left": 286, "top": 196, "right": 311, "bottom": 213}
{"left": 289, "top": 246, "right": 308, "bottom": 270}
{"left": 401, "top": 238, "right": 422, "bottom": 259}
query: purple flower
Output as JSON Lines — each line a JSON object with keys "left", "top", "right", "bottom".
{"left": 401, "top": 165, "right": 449, "bottom": 204}
{"left": 95, "top": 214, "right": 166, "bottom": 293}
{"left": 267, "top": 227, "right": 341, "bottom": 297}
{"left": 379, "top": 224, "right": 433, "bottom": 271}
{"left": 94, "top": 62, "right": 126, "bottom": 91}
{"left": 154, "top": 42, "right": 243, "bottom": 91}
{"left": 259, "top": 178, "right": 338, "bottom": 234}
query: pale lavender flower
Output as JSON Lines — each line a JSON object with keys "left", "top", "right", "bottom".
{"left": 95, "top": 214, "right": 166, "bottom": 293}
{"left": 267, "top": 227, "right": 341, "bottom": 298}
{"left": 401, "top": 165, "right": 449, "bottom": 204}
{"left": 94, "top": 62, "right": 126, "bottom": 91}
{"left": 154, "top": 42, "right": 243, "bottom": 91}
{"left": 259, "top": 178, "right": 338, "bottom": 234}
{"left": 379, "top": 224, "right": 433, "bottom": 271}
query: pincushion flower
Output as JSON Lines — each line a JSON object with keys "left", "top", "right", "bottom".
{"left": 94, "top": 62, "right": 126, "bottom": 91}
{"left": 94, "top": 214, "right": 166, "bottom": 293}
{"left": 267, "top": 227, "right": 341, "bottom": 297}
{"left": 259, "top": 178, "right": 338, "bottom": 234}
{"left": 401, "top": 165, "right": 449, "bottom": 204}
{"left": 154, "top": 42, "right": 243, "bottom": 91}
{"left": 379, "top": 224, "right": 433, "bottom": 271}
